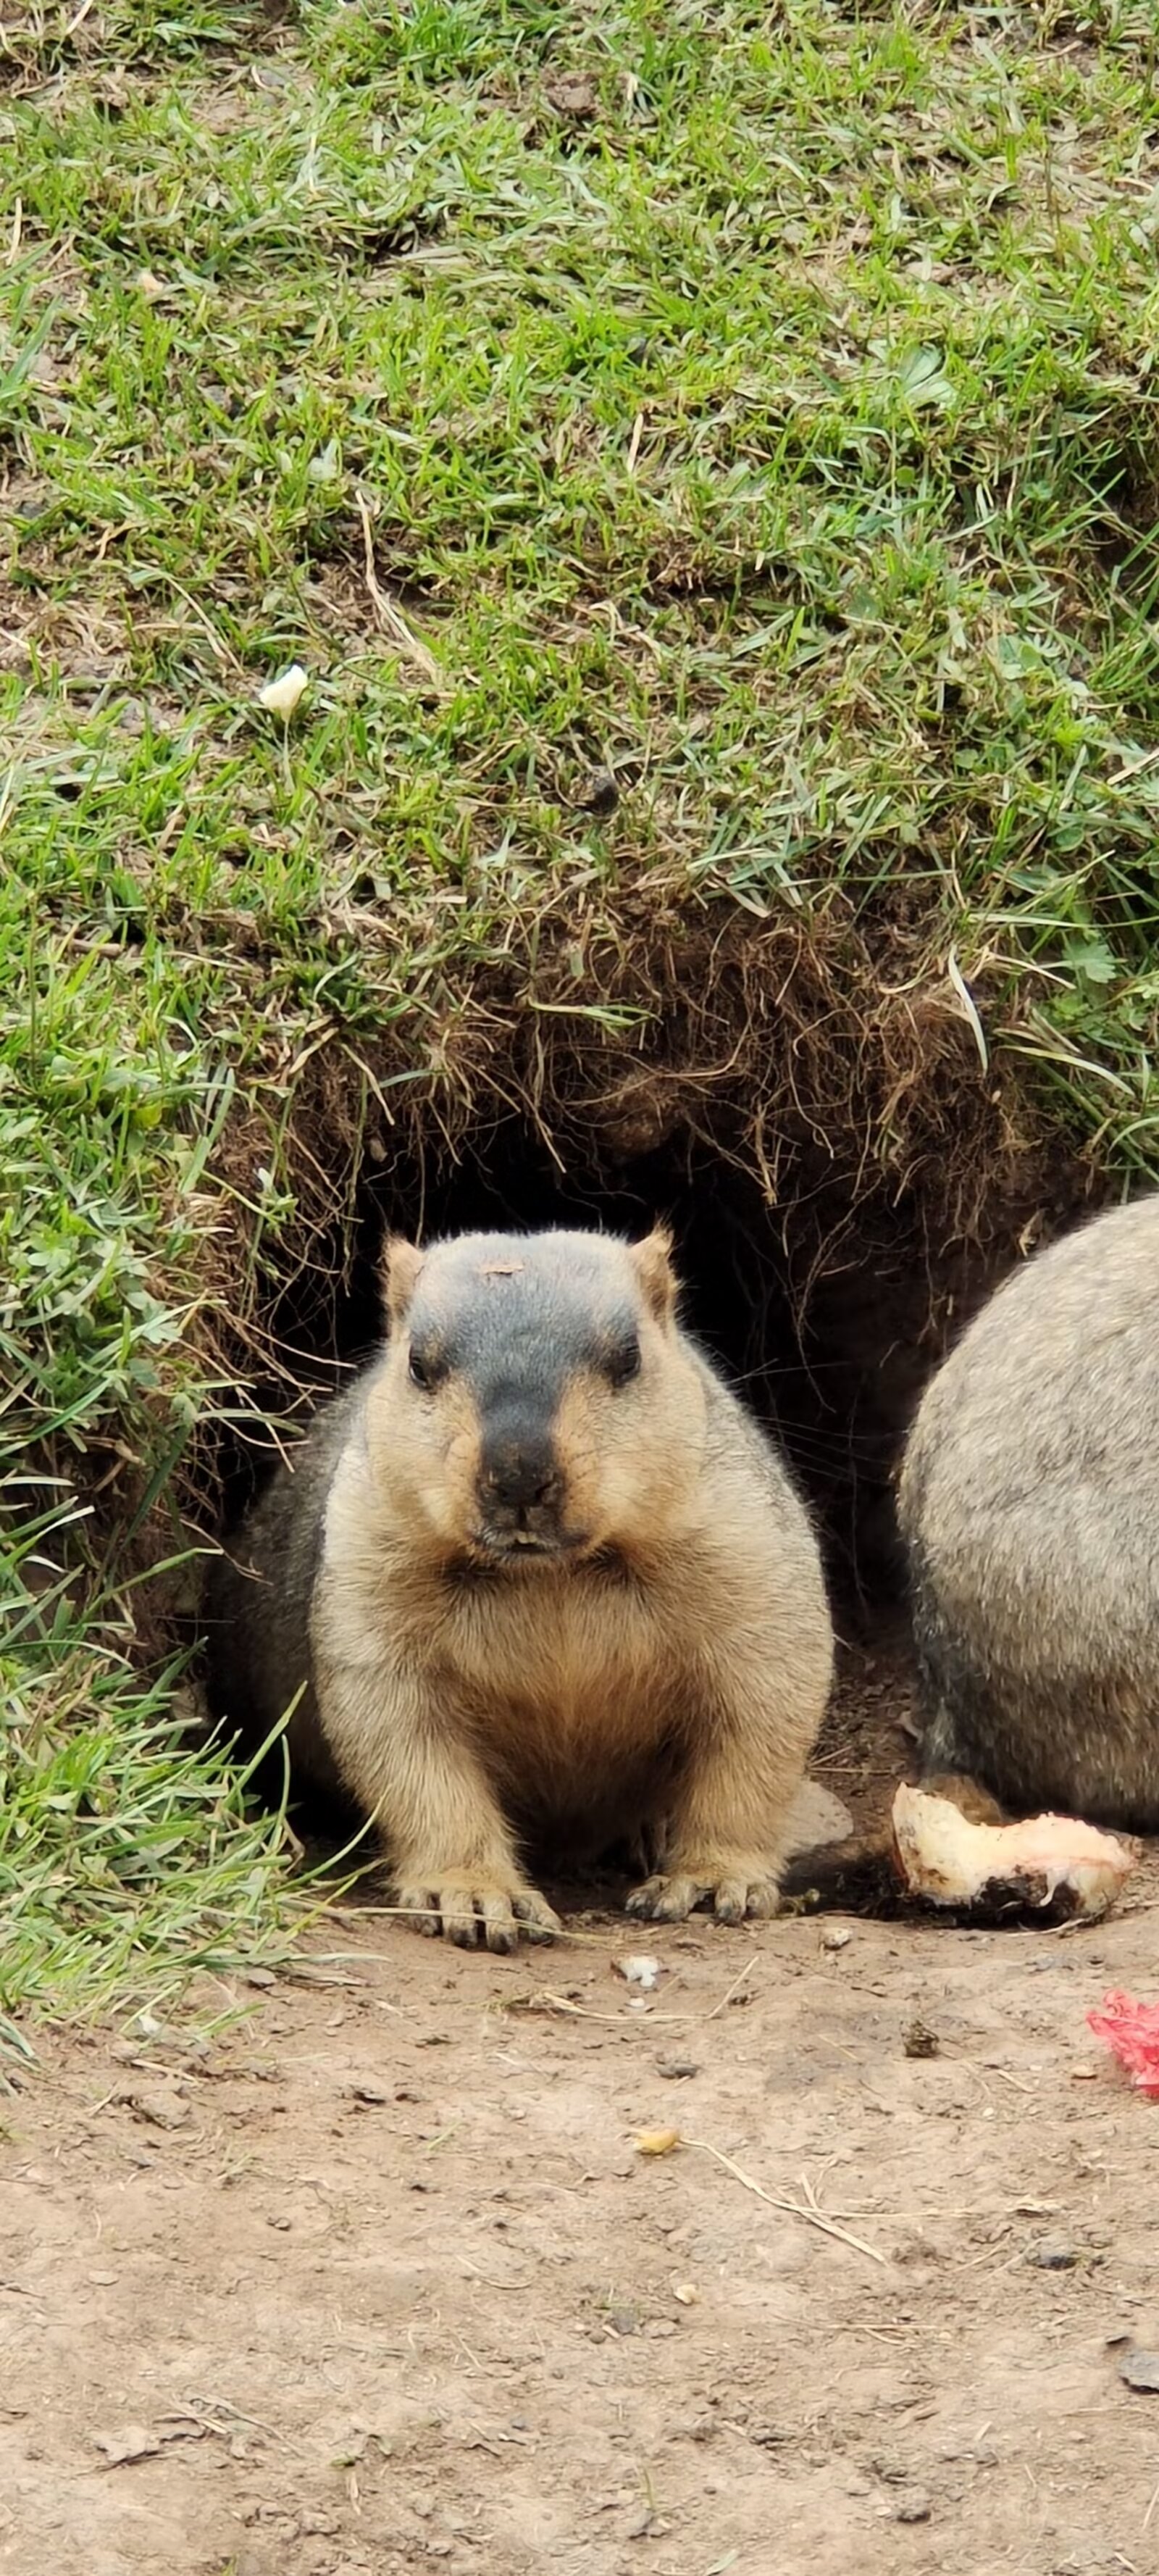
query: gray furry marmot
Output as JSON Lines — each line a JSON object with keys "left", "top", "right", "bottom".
{"left": 204, "top": 1225, "right": 834, "bottom": 1950}
{"left": 898, "top": 1193, "right": 1159, "bottom": 1825}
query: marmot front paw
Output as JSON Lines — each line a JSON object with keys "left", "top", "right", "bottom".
{"left": 625, "top": 1865, "right": 779, "bottom": 1925}
{"left": 396, "top": 1873, "right": 562, "bottom": 1954}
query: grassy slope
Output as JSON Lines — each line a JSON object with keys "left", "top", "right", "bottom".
{"left": 1, "top": 0, "right": 1158, "bottom": 2021}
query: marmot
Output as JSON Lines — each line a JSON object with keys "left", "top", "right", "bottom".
{"left": 898, "top": 1193, "right": 1159, "bottom": 1826}
{"left": 204, "top": 1225, "right": 834, "bottom": 1949}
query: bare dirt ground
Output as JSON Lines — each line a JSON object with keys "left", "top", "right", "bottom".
{"left": 4, "top": 1641, "right": 1159, "bottom": 2576}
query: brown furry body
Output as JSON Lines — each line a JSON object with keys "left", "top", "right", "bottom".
{"left": 204, "top": 1227, "right": 834, "bottom": 1949}
{"left": 898, "top": 1195, "right": 1159, "bottom": 1827}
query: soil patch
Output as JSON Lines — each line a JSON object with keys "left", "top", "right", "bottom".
{"left": 4, "top": 1732, "right": 1158, "bottom": 2576}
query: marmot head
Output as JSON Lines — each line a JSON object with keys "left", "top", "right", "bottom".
{"left": 370, "top": 1225, "right": 708, "bottom": 1567}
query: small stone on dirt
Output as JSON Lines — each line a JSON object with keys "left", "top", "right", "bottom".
{"left": 122, "top": 2087, "right": 191, "bottom": 2130}
{"left": 903, "top": 2019, "right": 941, "bottom": 2059}
{"left": 1118, "top": 2347, "right": 1159, "bottom": 2392}
{"left": 894, "top": 2491, "right": 932, "bottom": 2523}
{"left": 1033, "top": 2241, "right": 1079, "bottom": 2270}
{"left": 93, "top": 2425, "right": 161, "bottom": 2467}
{"left": 784, "top": 1780, "right": 855, "bottom": 1856}
{"left": 656, "top": 2057, "right": 699, "bottom": 2080}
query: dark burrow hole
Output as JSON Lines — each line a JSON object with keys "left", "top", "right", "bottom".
{"left": 208, "top": 1111, "right": 1020, "bottom": 1917}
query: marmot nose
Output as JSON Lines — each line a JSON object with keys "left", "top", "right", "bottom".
{"left": 484, "top": 1439, "right": 561, "bottom": 1512}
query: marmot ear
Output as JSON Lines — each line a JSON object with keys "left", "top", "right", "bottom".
{"left": 630, "top": 1224, "right": 677, "bottom": 1322}
{"left": 382, "top": 1235, "right": 424, "bottom": 1330}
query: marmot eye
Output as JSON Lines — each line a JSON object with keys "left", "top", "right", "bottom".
{"left": 606, "top": 1339, "right": 642, "bottom": 1390}
{"left": 409, "top": 1348, "right": 436, "bottom": 1391}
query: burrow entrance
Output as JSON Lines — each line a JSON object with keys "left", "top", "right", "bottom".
{"left": 221, "top": 1112, "right": 961, "bottom": 1609}
{"left": 205, "top": 1064, "right": 1095, "bottom": 1896}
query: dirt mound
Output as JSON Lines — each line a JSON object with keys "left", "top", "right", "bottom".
{"left": 183, "top": 899, "right": 1099, "bottom": 1625}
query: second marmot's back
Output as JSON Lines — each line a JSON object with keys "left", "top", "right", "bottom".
{"left": 204, "top": 1223, "right": 834, "bottom": 1949}
{"left": 898, "top": 1193, "right": 1159, "bottom": 1825}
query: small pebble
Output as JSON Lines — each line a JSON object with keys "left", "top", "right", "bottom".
{"left": 123, "top": 2087, "right": 191, "bottom": 2130}
{"left": 656, "top": 2057, "right": 700, "bottom": 2080}
{"left": 617, "top": 1953, "right": 661, "bottom": 1989}
{"left": 1033, "top": 2241, "right": 1079, "bottom": 2271}
{"left": 895, "top": 2492, "right": 932, "bottom": 2524}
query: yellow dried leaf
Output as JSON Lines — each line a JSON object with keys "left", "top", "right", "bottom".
{"left": 634, "top": 2127, "right": 681, "bottom": 2156}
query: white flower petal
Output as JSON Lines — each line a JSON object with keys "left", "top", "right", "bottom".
{"left": 258, "top": 663, "right": 309, "bottom": 718}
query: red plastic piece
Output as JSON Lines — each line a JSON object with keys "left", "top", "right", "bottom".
{"left": 1087, "top": 1991, "right": 1159, "bottom": 2095}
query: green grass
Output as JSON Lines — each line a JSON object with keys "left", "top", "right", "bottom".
{"left": 2, "top": 0, "right": 1158, "bottom": 2027}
